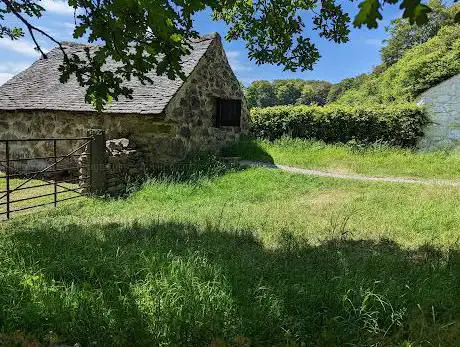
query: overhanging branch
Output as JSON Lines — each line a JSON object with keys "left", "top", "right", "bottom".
{"left": 1, "top": 0, "right": 69, "bottom": 60}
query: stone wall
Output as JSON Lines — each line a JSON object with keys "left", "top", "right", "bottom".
{"left": 105, "top": 138, "right": 145, "bottom": 195}
{"left": 0, "top": 110, "right": 173, "bottom": 169}
{"left": 79, "top": 137, "right": 146, "bottom": 196}
{"left": 0, "top": 34, "right": 248, "bottom": 169}
{"left": 417, "top": 74, "right": 460, "bottom": 151}
{"left": 164, "top": 34, "right": 249, "bottom": 157}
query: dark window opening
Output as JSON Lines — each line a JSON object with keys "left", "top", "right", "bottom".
{"left": 215, "top": 98, "right": 241, "bottom": 127}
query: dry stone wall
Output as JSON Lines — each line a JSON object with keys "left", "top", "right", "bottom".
{"left": 0, "top": 34, "right": 248, "bottom": 171}
{"left": 0, "top": 110, "right": 174, "bottom": 169}
{"left": 165, "top": 35, "right": 249, "bottom": 157}
{"left": 105, "top": 138, "right": 146, "bottom": 195}
{"left": 418, "top": 74, "right": 460, "bottom": 151}
{"left": 79, "top": 137, "right": 145, "bottom": 196}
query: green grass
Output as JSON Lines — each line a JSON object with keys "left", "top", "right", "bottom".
{"left": 1, "top": 161, "right": 460, "bottom": 346}
{"left": 0, "top": 175, "right": 82, "bottom": 219}
{"left": 228, "top": 138, "right": 460, "bottom": 180}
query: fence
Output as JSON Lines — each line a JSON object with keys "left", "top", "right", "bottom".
{"left": 0, "top": 129, "right": 149, "bottom": 220}
{"left": 0, "top": 136, "right": 92, "bottom": 219}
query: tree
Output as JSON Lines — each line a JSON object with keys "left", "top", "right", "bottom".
{"left": 296, "top": 85, "right": 316, "bottom": 105}
{"left": 306, "top": 81, "right": 332, "bottom": 105}
{"left": 1, "top": 0, "right": 458, "bottom": 111}
{"left": 273, "top": 80, "right": 303, "bottom": 106}
{"left": 380, "top": 0, "right": 459, "bottom": 66}
{"left": 245, "top": 81, "right": 277, "bottom": 108}
{"left": 331, "top": 24, "right": 460, "bottom": 105}
{"left": 245, "top": 79, "right": 331, "bottom": 107}
{"left": 327, "top": 76, "right": 364, "bottom": 103}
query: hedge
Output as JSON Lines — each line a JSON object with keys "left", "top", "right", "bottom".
{"left": 250, "top": 104, "right": 429, "bottom": 147}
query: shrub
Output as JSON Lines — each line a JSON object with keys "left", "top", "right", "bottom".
{"left": 336, "top": 24, "right": 460, "bottom": 105}
{"left": 249, "top": 104, "right": 429, "bottom": 147}
{"left": 380, "top": 0, "right": 458, "bottom": 66}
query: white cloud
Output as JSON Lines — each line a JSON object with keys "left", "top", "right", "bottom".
{"left": 0, "top": 39, "right": 41, "bottom": 56}
{"left": 0, "top": 62, "right": 30, "bottom": 74}
{"left": 0, "top": 73, "right": 14, "bottom": 86}
{"left": 37, "top": 25, "right": 60, "bottom": 39}
{"left": 46, "top": 21, "right": 75, "bottom": 37}
{"left": 63, "top": 22, "right": 75, "bottom": 29}
{"left": 0, "top": 39, "right": 50, "bottom": 57}
{"left": 63, "top": 22, "right": 76, "bottom": 36}
{"left": 0, "top": 61, "right": 32, "bottom": 85}
{"left": 41, "top": 0, "right": 75, "bottom": 15}
{"left": 226, "top": 50, "right": 252, "bottom": 72}
{"left": 226, "top": 51, "right": 240, "bottom": 59}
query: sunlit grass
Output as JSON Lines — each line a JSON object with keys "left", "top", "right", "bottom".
{"left": 1, "top": 163, "right": 460, "bottom": 345}
{"left": 0, "top": 174, "right": 84, "bottom": 219}
{"left": 228, "top": 138, "right": 460, "bottom": 180}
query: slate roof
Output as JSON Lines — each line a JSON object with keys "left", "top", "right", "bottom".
{"left": 0, "top": 34, "right": 216, "bottom": 114}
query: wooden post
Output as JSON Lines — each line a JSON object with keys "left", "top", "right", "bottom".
{"left": 87, "top": 129, "right": 106, "bottom": 195}
{"left": 5, "top": 141, "right": 10, "bottom": 219}
{"left": 53, "top": 139, "right": 58, "bottom": 207}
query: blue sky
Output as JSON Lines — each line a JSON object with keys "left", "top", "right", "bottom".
{"left": 0, "top": 0, "right": 403, "bottom": 86}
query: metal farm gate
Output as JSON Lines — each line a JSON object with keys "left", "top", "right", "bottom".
{"left": 0, "top": 137, "right": 92, "bottom": 219}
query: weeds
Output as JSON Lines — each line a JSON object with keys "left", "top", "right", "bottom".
{"left": 326, "top": 206, "right": 357, "bottom": 241}
{"left": 340, "top": 285, "right": 406, "bottom": 343}
{"left": 228, "top": 137, "right": 460, "bottom": 179}
{"left": 0, "top": 167, "right": 460, "bottom": 345}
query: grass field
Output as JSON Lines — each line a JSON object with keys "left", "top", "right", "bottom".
{"left": 0, "top": 175, "right": 83, "bottom": 219}
{"left": 228, "top": 138, "right": 460, "bottom": 180}
{"left": 1, "top": 155, "right": 460, "bottom": 346}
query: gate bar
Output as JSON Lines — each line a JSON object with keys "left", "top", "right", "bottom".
{"left": 0, "top": 137, "right": 91, "bottom": 142}
{"left": 0, "top": 153, "right": 85, "bottom": 163}
{"left": 0, "top": 139, "right": 90, "bottom": 201}
{"left": 0, "top": 176, "right": 90, "bottom": 194}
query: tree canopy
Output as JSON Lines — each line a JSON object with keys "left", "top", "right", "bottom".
{"left": 380, "top": 0, "right": 459, "bottom": 66}
{"left": 333, "top": 23, "right": 460, "bottom": 105}
{"left": 245, "top": 79, "right": 331, "bottom": 108}
{"left": 1, "top": 0, "right": 459, "bottom": 111}
{"left": 326, "top": 1, "right": 460, "bottom": 105}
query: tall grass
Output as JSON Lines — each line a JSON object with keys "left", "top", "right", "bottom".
{"left": 1, "top": 165, "right": 460, "bottom": 345}
{"left": 228, "top": 137, "right": 460, "bottom": 179}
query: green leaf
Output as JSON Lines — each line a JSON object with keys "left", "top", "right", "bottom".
{"left": 455, "top": 11, "right": 460, "bottom": 23}
{"left": 353, "top": 0, "right": 383, "bottom": 29}
{"left": 73, "top": 24, "right": 86, "bottom": 39}
{"left": 400, "top": 0, "right": 432, "bottom": 25}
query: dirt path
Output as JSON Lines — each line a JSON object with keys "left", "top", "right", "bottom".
{"left": 239, "top": 160, "right": 460, "bottom": 187}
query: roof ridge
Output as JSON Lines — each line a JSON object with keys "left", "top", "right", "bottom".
{"left": 60, "top": 33, "right": 218, "bottom": 48}
{"left": 191, "top": 32, "right": 220, "bottom": 42}
{"left": 0, "top": 33, "right": 217, "bottom": 114}
{"left": 60, "top": 41, "right": 99, "bottom": 48}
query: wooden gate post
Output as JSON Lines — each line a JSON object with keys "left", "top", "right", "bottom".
{"left": 87, "top": 129, "right": 106, "bottom": 195}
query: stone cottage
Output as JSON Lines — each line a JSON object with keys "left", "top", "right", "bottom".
{"left": 0, "top": 33, "right": 248, "bottom": 166}
{"left": 417, "top": 73, "right": 460, "bottom": 151}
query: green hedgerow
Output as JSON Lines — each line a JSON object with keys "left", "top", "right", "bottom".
{"left": 249, "top": 104, "right": 429, "bottom": 147}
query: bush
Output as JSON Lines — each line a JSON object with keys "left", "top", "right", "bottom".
{"left": 336, "top": 24, "right": 460, "bottom": 105}
{"left": 250, "top": 104, "right": 429, "bottom": 147}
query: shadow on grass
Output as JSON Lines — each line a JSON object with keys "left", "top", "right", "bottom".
{"left": 222, "top": 138, "right": 275, "bottom": 164}
{"left": 122, "top": 146, "right": 273, "bottom": 196}
{"left": 1, "top": 220, "right": 460, "bottom": 346}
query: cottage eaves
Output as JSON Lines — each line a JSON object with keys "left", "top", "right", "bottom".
{"left": 0, "top": 34, "right": 216, "bottom": 114}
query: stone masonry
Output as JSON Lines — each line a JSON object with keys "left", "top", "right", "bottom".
{"left": 0, "top": 33, "right": 248, "bottom": 171}
{"left": 417, "top": 74, "right": 460, "bottom": 151}
{"left": 164, "top": 34, "right": 249, "bottom": 159}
